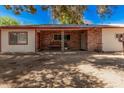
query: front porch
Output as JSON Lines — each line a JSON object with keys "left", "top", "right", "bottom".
{"left": 36, "top": 29, "right": 88, "bottom": 52}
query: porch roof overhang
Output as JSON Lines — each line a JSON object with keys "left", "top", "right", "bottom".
{"left": 0, "top": 26, "right": 88, "bottom": 29}
{"left": 1, "top": 24, "right": 124, "bottom": 30}
{"left": 0, "top": 25, "right": 90, "bottom": 31}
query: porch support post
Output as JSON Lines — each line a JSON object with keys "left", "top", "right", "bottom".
{"left": 61, "top": 30, "right": 64, "bottom": 52}
{"left": 35, "top": 29, "right": 38, "bottom": 52}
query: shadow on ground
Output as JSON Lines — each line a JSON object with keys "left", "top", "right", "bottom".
{"left": 0, "top": 53, "right": 106, "bottom": 88}
{"left": 85, "top": 54, "right": 124, "bottom": 71}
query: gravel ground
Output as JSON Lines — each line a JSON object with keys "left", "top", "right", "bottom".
{"left": 0, "top": 51, "right": 124, "bottom": 88}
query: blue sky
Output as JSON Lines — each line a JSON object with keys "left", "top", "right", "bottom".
{"left": 0, "top": 5, "right": 124, "bottom": 25}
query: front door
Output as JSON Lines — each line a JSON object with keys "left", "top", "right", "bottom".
{"left": 81, "top": 32, "right": 87, "bottom": 50}
{"left": 37, "top": 32, "right": 41, "bottom": 50}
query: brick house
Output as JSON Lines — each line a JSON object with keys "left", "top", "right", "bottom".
{"left": 0, "top": 24, "right": 124, "bottom": 53}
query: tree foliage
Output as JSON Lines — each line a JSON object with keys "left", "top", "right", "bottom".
{"left": 0, "top": 16, "right": 20, "bottom": 26}
{"left": 4, "top": 5, "right": 116, "bottom": 24}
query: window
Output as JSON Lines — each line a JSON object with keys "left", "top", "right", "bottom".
{"left": 64, "top": 35, "right": 70, "bottom": 40}
{"left": 9, "top": 32, "right": 28, "bottom": 45}
{"left": 54, "top": 35, "right": 61, "bottom": 40}
{"left": 54, "top": 34, "right": 70, "bottom": 41}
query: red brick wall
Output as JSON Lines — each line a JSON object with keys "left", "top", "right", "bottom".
{"left": 66, "top": 31, "right": 80, "bottom": 50}
{"left": 40, "top": 31, "right": 80, "bottom": 50}
{"left": 87, "top": 28, "right": 102, "bottom": 51}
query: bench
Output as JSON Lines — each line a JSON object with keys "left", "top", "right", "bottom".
{"left": 48, "top": 41, "right": 61, "bottom": 49}
{"left": 48, "top": 41, "right": 68, "bottom": 49}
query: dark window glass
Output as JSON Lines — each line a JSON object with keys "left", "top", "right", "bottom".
{"left": 54, "top": 35, "right": 61, "bottom": 40}
{"left": 64, "top": 35, "right": 70, "bottom": 40}
{"left": 54, "top": 34, "right": 70, "bottom": 41}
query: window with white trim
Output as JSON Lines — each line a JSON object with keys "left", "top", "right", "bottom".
{"left": 9, "top": 32, "right": 28, "bottom": 45}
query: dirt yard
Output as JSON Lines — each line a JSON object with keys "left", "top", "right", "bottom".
{"left": 0, "top": 51, "right": 124, "bottom": 88}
